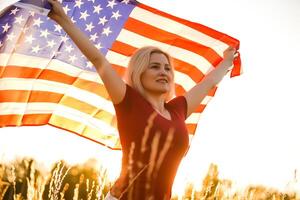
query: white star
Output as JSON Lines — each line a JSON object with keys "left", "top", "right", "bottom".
{"left": 89, "top": 33, "right": 98, "bottom": 42}
{"left": 107, "top": 0, "right": 117, "bottom": 9}
{"left": 47, "top": 40, "right": 56, "bottom": 48}
{"left": 25, "top": 35, "right": 35, "bottom": 44}
{"left": 75, "top": 0, "right": 84, "bottom": 8}
{"left": 86, "top": 61, "right": 93, "bottom": 69}
{"left": 121, "top": 0, "right": 130, "bottom": 4}
{"left": 79, "top": 10, "right": 90, "bottom": 21}
{"left": 93, "top": 4, "right": 103, "bottom": 14}
{"left": 102, "top": 27, "right": 112, "bottom": 36}
{"left": 69, "top": 55, "right": 77, "bottom": 63}
{"left": 111, "top": 10, "right": 122, "bottom": 20}
{"left": 63, "top": 4, "right": 71, "bottom": 14}
{"left": 10, "top": 7, "right": 19, "bottom": 15}
{"left": 71, "top": 17, "right": 77, "bottom": 24}
{"left": 85, "top": 22, "right": 95, "bottom": 32}
{"left": 33, "top": 18, "right": 44, "bottom": 27}
{"left": 61, "top": 35, "right": 69, "bottom": 43}
{"left": 40, "top": 29, "right": 50, "bottom": 38}
{"left": 65, "top": 45, "right": 74, "bottom": 53}
{"left": 14, "top": 15, "right": 25, "bottom": 25}
{"left": 6, "top": 32, "right": 16, "bottom": 41}
{"left": 54, "top": 24, "right": 62, "bottom": 33}
{"left": 95, "top": 42, "right": 103, "bottom": 49}
{"left": 31, "top": 45, "right": 41, "bottom": 53}
{"left": 98, "top": 16, "right": 108, "bottom": 25}
{"left": 2, "top": 23, "right": 10, "bottom": 33}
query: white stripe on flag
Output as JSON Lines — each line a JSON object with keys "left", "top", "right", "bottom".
{"left": 186, "top": 113, "right": 201, "bottom": 124}
{"left": 117, "top": 29, "right": 213, "bottom": 74}
{"left": 131, "top": 7, "right": 229, "bottom": 56}
{"left": 0, "top": 102, "right": 117, "bottom": 135}
{"left": 52, "top": 104, "right": 117, "bottom": 134}
{"left": 0, "top": 78, "right": 116, "bottom": 115}
{"left": 0, "top": 102, "right": 56, "bottom": 115}
{"left": 106, "top": 51, "right": 196, "bottom": 91}
{"left": 0, "top": 53, "right": 102, "bottom": 84}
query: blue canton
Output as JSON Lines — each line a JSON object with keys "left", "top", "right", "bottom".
{"left": 0, "top": 0, "right": 137, "bottom": 72}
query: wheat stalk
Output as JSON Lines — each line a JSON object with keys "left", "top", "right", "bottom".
{"left": 48, "top": 161, "right": 70, "bottom": 200}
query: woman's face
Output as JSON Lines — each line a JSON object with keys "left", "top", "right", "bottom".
{"left": 141, "top": 52, "right": 174, "bottom": 97}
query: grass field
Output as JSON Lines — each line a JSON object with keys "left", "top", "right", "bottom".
{"left": 0, "top": 157, "right": 299, "bottom": 200}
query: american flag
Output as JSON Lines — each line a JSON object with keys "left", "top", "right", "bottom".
{"left": 0, "top": 0, "right": 241, "bottom": 149}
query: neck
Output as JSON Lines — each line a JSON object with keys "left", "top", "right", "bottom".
{"left": 143, "top": 92, "right": 166, "bottom": 113}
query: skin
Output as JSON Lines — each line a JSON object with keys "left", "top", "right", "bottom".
{"left": 47, "top": 0, "right": 236, "bottom": 119}
{"left": 140, "top": 53, "right": 174, "bottom": 119}
{"left": 47, "top": 0, "right": 236, "bottom": 196}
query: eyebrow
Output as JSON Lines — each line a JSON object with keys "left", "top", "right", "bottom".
{"left": 149, "top": 62, "right": 170, "bottom": 66}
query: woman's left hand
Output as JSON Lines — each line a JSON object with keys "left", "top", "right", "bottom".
{"left": 223, "top": 46, "right": 237, "bottom": 65}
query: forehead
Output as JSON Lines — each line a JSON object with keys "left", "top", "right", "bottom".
{"left": 149, "top": 52, "right": 169, "bottom": 64}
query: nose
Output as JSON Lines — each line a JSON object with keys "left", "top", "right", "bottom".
{"left": 159, "top": 68, "right": 168, "bottom": 75}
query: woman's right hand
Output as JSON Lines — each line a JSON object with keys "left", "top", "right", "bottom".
{"left": 47, "top": 0, "right": 68, "bottom": 23}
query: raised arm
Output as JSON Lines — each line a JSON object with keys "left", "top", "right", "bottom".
{"left": 184, "top": 47, "right": 236, "bottom": 118}
{"left": 48, "top": 0, "right": 126, "bottom": 104}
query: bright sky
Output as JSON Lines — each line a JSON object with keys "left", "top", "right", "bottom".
{"left": 1, "top": 0, "right": 300, "bottom": 194}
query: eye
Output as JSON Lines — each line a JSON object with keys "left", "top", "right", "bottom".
{"left": 150, "top": 65, "right": 159, "bottom": 69}
{"left": 165, "top": 66, "right": 171, "bottom": 71}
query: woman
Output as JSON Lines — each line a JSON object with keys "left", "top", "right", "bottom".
{"left": 47, "top": 0, "right": 236, "bottom": 199}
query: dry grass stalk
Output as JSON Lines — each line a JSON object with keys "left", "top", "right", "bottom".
{"left": 48, "top": 161, "right": 70, "bottom": 200}
{"left": 127, "top": 142, "right": 135, "bottom": 200}
{"left": 87, "top": 180, "right": 95, "bottom": 200}
{"left": 26, "top": 160, "right": 35, "bottom": 200}
{"left": 96, "top": 166, "right": 107, "bottom": 200}
{"left": 73, "top": 184, "right": 79, "bottom": 200}
{"left": 145, "top": 131, "right": 161, "bottom": 195}
{"left": 0, "top": 164, "right": 9, "bottom": 199}
{"left": 141, "top": 112, "right": 157, "bottom": 154}
{"left": 59, "top": 183, "right": 69, "bottom": 200}
{"left": 0, "top": 180, "right": 10, "bottom": 200}
{"left": 154, "top": 127, "right": 174, "bottom": 178}
{"left": 6, "top": 165, "right": 18, "bottom": 200}
{"left": 36, "top": 175, "right": 47, "bottom": 200}
{"left": 191, "top": 185, "right": 196, "bottom": 200}
{"left": 146, "top": 131, "right": 160, "bottom": 180}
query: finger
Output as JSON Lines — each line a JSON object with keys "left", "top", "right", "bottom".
{"left": 234, "top": 51, "right": 239, "bottom": 58}
{"left": 48, "top": 0, "right": 56, "bottom": 5}
{"left": 47, "top": 0, "right": 54, "bottom": 5}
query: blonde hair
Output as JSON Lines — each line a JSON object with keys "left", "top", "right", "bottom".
{"left": 125, "top": 46, "right": 175, "bottom": 101}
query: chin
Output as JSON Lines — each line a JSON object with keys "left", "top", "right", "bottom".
{"left": 157, "top": 87, "right": 170, "bottom": 95}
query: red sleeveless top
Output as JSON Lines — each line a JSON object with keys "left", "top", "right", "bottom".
{"left": 113, "top": 84, "right": 189, "bottom": 200}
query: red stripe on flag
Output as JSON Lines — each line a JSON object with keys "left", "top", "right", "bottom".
{"left": 125, "top": 17, "right": 222, "bottom": 65}
{"left": 187, "top": 124, "right": 197, "bottom": 134}
{"left": 0, "top": 90, "right": 117, "bottom": 127}
{"left": 111, "top": 41, "right": 205, "bottom": 83}
{"left": 0, "top": 66, "right": 110, "bottom": 99}
{"left": 111, "top": 40, "right": 137, "bottom": 56}
{"left": 111, "top": 64, "right": 126, "bottom": 77}
{"left": 0, "top": 114, "right": 51, "bottom": 126}
{"left": 0, "top": 114, "right": 120, "bottom": 150}
{"left": 138, "top": 3, "right": 240, "bottom": 49}
{"left": 0, "top": 90, "right": 63, "bottom": 102}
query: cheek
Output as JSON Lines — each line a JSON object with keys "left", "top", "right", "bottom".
{"left": 169, "top": 72, "right": 174, "bottom": 81}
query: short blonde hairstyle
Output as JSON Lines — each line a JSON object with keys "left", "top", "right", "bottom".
{"left": 125, "top": 46, "right": 175, "bottom": 101}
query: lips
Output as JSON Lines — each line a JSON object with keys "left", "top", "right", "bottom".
{"left": 156, "top": 79, "right": 168, "bottom": 83}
